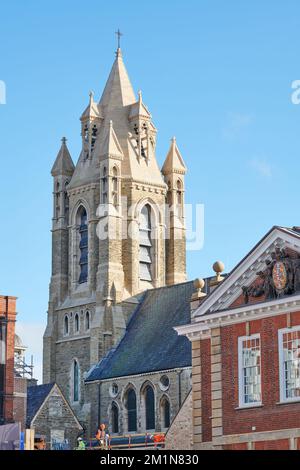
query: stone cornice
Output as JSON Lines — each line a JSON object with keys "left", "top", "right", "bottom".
{"left": 68, "top": 183, "right": 98, "bottom": 196}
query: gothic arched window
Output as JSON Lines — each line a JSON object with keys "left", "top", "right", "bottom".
{"left": 75, "top": 313, "right": 79, "bottom": 333}
{"left": 112, "top": 166, "right": 118, "bottom": 208}
{"left": 73, "top": 360, "right": 79, "bottom": 402}
{"left": 126, "top": 388, "right": 137, "bottom": 432}
{"left": 64, "top": 181, "right": 69, "bottom": 222}
{"left": 161, "top": 397, "right": 170, "bottom": 428}
{"left": 102, "top": 167, "right": 108, "bottom": 204}
{"left": 145, "top": 385, "right": 155, "bottom": 430}
{"left": 176, "top": 179, "right": 183, "bottom": 217}
{"left": 64, "top": 315, "right": 69, "bottom": 336}
{"left": 139, "top": 205, "right": 152, "bottom": 282}
{"left": 111, "top": 402, "right": 119, "bottom": 433}
{"left": 85, "top": 311, "right": 90, "bottom": 331}
{"left": 55, "top": 181, "right": 60, "bottom": 218}
{"left": 78, "top": 207, "right": 88, "bottom": 284}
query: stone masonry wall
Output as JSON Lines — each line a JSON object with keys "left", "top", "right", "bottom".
{"left": 165, "top": 390, "right": 192, "bottom": 450}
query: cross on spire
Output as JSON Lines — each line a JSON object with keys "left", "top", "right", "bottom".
{"left": 115, "top": 29, "right": 123, "bottom": 49}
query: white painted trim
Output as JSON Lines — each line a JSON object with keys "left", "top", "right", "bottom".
{"left": 278, "top": 325, "right": 300, "bottom": 403}
{"left": 175, "top": 295, "right": 300, "bottom": 339}
{"left": 238, "top": 334, "right": 261, "bottom": 408}
{"left": 192, "top": 228, "right": 300, "bottom": 317}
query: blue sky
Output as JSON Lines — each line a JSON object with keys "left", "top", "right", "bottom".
{"left": 1, "top": 0, "right": 300, "bottom": 381}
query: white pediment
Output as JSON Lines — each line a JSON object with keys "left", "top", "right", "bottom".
{"left": 193, "top": 227, "right": 300, "bottom": 319}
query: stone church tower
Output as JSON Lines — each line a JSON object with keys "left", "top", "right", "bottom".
{"left": 43, "top": 47, "right": 187, "bottom": 424}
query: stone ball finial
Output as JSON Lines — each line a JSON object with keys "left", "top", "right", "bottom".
{"left": 194, "top": 278, "right": 205, "bottom": 290}
{"left": 213, "top": 261, "right": 225, "bottom": 275}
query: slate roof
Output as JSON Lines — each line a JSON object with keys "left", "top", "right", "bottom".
{"left": 86, "top": 281, "right": 196, "bottom": 382}
{"left": 26, "top": 383, "right": 55, "bottom": 427}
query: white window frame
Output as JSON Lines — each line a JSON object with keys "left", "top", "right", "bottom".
{"left": 278, "top": 325, "right": 300, "bottom": 403}
{"left": 238, "top": 334, "right": 262, "bottom": 408}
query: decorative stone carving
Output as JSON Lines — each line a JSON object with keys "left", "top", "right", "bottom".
{"left": 242, "top": 247, "right": 300, "bottom": 304}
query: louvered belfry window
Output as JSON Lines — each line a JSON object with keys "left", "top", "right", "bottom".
{"left": 139, "top": 205, "right": 152, "bottom": 281}
{"left": 79, "top": 208, "right": 88, "bottom": 284}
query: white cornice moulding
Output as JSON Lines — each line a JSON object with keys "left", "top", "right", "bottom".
{"left": 175, "top": 294, "right": 300, "bottom": 339}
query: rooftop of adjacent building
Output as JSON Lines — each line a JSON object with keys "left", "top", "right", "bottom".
{"left": 85, "top": 273, "right": 222, "bottom": 383}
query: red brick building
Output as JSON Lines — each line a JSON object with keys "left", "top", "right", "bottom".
{"left": 177, "top": 226, "right": 300, "bottom": 450}
{"left": 0, "top": 295, "right": 17, "bottom": 424}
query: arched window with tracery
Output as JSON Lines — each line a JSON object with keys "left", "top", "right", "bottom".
{"left": 144, "top": 385, "right": 155, "bottom": 430}
{"left": 78, "top": 207, "right": 88, "bottom": 284}
{"left": 111, "top": 402, "right": 119, "bottom": 433}
{"left": 73, "top": 359, "right": 79, "bottom": 402}
{"left": 139, "top": 205, "right": 152, "bottom": 282}
{"left": 126, "top": 388, "right": 137, "bottom": 432}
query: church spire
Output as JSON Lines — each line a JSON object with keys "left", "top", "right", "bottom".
{"left": 51, "top": 137, "right": 75, "bottom": 177}
{"left": 99, "top": 47, "right": 136, "bottom": 108}
{"left": 162, "top": 136, "right": 187, "bottom": 176}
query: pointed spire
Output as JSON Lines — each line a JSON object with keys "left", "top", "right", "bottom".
{"left": 129, "top": 89, "right": 151, "bottom": 120}
{"left": 80, "top": 91, "right": 102, "bottom": 121}
{"left": 99, "top": 120, "right": 124, "bottom": 160}
{"left": 162, "top": 137, "right": 187, "bottom": 176}
{"left": 99, "top": 49, "right": 136, "bottom": 108}
{"left": 51, "top": 137, "right": 75, "bottom": 177}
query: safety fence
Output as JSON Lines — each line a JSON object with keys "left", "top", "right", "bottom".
{"left": 85, "top": 433, "right": 165, "bottom": 450}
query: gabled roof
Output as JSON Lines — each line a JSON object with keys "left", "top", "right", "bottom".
{"left": 86, "top": 281, "right": 196, "bottom": 382}
{"left": 192, "top": 226, "right": 300, "bottom": 318}
{"left": 99, "top": 48, "right": 136, "bottom": 108}
{"left": 51, "top": 138, "right": 75, "bottom": 177}
{"left": 99, "top": 120, "right": 124, "bottom": 160}
{"left": 26, "top": 382, "right": 83, "bottom": 430}
{"left": 162, "top": 137, "right": 187, "bottom": 176}
{"left": 26, "top": 383, "right": 55, "bottom": 427}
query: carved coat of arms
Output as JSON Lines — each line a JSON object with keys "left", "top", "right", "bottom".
{"left": 243, "top": 247, "right": 300, "bottom": 304}
{"left": 272, "top": 261, "right": 288, "bottom": 292}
